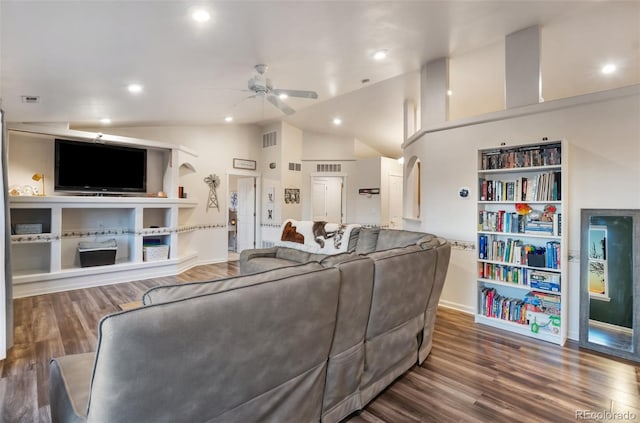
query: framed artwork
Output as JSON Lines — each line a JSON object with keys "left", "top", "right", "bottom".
{"left": 233, "top": 158, "right": 256, "bottom": 170}
{"left": 284, "top": 188, "right": 300, "bottom": 204}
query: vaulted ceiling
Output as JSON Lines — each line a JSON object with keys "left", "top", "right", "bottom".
{"left": 1, "top": 1, "right": 638, "bottom": 157}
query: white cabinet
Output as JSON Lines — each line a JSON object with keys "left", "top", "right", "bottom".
{"left": 475, "top": 140, "right": 567, "bottom": 345}
{"left": 9, "top": 196, "right": 197, "bottom": 296}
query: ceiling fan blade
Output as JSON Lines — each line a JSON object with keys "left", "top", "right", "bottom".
{"left": 272, "top": 88, "right": 318, "bottom": 99}
{"left": 267, "top": 94, "right": 295, "bottom": 115}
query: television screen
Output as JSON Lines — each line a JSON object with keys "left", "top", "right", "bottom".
{"left": 55, "top": 139, "right": 147, "bottom": 193}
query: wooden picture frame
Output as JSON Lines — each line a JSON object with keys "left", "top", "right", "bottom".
{"left": 233, "top": 158, "right": 256, "bottom": 170}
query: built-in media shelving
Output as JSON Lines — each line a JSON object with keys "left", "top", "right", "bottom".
{"left": 7, "top": 125, "right": 199, "bottom": 297}
{"left": 476, "top": 140, "right": 567, "bottom": 345}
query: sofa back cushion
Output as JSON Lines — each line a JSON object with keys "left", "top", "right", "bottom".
{"left": 143, "top": 262, "right": 324, "bottom": 305}
{"left": 375, "top": 229, "right": 434, "bottom": 251}
{"left": 87, "top": 267, "right": 341, "bottom": 423}
{"left": 346, "top": 227, "right": 361, "bottom": 252}
{"left": 360, "top": 246, "right": 438, "bottom": 390}
{"left": 354, "top": 227, "right": 380, "bottom": 254}
{"left": 365, "top": 246, "right": 435, "bottom": 340}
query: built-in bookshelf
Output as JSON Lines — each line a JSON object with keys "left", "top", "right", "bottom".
{"left": 476, "top": 140, "right": 567, "bottom": 345}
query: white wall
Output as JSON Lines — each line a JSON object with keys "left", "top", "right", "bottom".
{"left": 405, "top": 86, "right": 640, "bottom": 340}
{"left": 281, "top": 122, "right": 303, "bottom": 220}
{"left": 81, "top": 124, "right": 263, "bottom": 265}
{"left": 302, "top": 131, "right": 355, "bottom": 160}
{"left": 354, "top": 138, "right": 384, "bottom": 159}
{"left": 7, "top": 132, "right": 166, "bottom": 196}
{"left": 353, "top": 158, "right": 381, "bottom": 225}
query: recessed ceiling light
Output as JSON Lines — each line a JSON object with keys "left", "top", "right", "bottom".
{"left": 192, "top": 9, "right": 211, "bottom": 22}
{"left": 278, "top": 93, "right": 288, "bottom": 100}
{"left": 373, "top": 50, "right": 387, "bottom": 61}
{"left": 127, "top": 83, "right": 143, "bottom": 94}
{"left": 224, "top": 116, "right": 233, "bottom": 123}
{"left": 447, "top": 90, "right": 453, "bottom": 96}
{"left": 332, "top": 117, "right": 342, "bottom": 126}
{"left": 601, "top": 63, "right": 617, "bottom": 74}
{"left": 100, "top": 118, "right": 111, "bottom": 124}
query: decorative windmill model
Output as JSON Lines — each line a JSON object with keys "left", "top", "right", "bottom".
{"left": 204, "top": 174, "right": 220, "bottom": 212}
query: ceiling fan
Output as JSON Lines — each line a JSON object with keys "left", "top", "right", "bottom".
{"left": 246, "top": 64, "right": 318, "bottom": 115}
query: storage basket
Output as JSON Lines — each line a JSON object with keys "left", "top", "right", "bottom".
{"left": 78, "top": 239, "right": 117, "bottom": 267}
{"left": 14, "top": 223, "right": 43, "bottom": 234}
{"left": 143, "top": 244, "right": 169, "bottom": 262}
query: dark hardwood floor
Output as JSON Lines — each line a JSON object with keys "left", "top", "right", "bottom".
{"left": 1, "top": 261, "right": 638, "bottom": 422}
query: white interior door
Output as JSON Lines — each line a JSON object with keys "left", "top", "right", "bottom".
{"left": 312, "top": 177, "right": 343, "bottom": 223}
{"left": 388, "top": 174, "right": 403, "bottom": 229}
{"left": 236, "top": 177, "right": 255, "bottom": 253}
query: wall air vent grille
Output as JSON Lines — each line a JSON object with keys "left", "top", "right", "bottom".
{"left": 262, "top": 131, "right": 277, "bottom": 148}
{"left": 316, "top": 164, "right": 341, "bottom": 172}
{"left": 262, "top": 240, "right": 275, "bottom": 248}
{"left": 288, "top": 163, "right": 302, "bottom": 171}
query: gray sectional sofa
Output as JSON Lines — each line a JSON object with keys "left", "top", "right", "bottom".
{"left": 49, "top": 227, "right": 450, "bottom": 423}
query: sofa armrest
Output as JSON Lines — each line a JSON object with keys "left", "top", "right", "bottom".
{"left": 239, "top": 247, "right": 277, "bottom": 269}
{"left": 49, "top": 353, "right": 94, "bottom": 423}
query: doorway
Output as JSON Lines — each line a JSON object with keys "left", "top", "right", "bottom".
{"left": 227, "top": 174, "right": 257, "bottom": 259}
{"left": 311, "top": 176, "right": 344, "bottom": 223}
{"left": 388, "top": 174, "right": 403, "bottom": 229}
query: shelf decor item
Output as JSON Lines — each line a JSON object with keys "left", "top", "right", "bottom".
{"left": 476, "top": 139, "right": 567, "bottom": 345}
{"left": 143, "top": 244, "right": 170, "bottom": 262}
{"left": 14, "top": 223, "right": 43, "bottom": 235}
{"left": 204, "top": 174, "right": 220, "bottom": 212}
{"left": 78, "top": 239, "right": 117, "bottom": 267}
{"left": 32, "top": 173, "right": 45, "bottom": 196}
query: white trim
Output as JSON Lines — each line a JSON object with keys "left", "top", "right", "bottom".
{"left": 12, "top": 253, "right": 202, "bottom": 298}
{"left": 404, "top": 84, "right": 640, "bottom": 148}
{"left": 438, "top": 300, "right": 474, "bottom": 315}
{"left": 0, "top": 111, "right": 6, "bottom": 360}
{"left": 7, "top": 123, "right": 197, "bottom": 156}
{"left": 589, "top": 319, "right": 633, "bottom": 335}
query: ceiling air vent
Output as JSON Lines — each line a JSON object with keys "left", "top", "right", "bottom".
{"left": 262, "top": 131, "right": 277, "bottom": 148}
{"left": 288, "top": 162, "right": 301, "bottom": 171}
{"left": 21, "top": 95, "right": 40, "bottom": 104}
{"left": 316, "top": 164, "right": 341, "bottom": 173}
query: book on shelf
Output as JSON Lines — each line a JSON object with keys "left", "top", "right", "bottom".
{"left": 480, "top": 287, "right": 527, "bottom": 324}
{"left": 478, "top": 173, "right": 561, "bottom": 202}
{"left": 480, "top": 143, "right": 562, "bottom": 170}
{"left": 478, "top": 262, "right": 525, "bottom": 284}
{"left": 528, "top": 269, "right": 561, "bottom": 292}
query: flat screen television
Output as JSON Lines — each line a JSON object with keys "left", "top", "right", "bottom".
{"left": 55, "top": 138, "right": 147, "bottom": 193}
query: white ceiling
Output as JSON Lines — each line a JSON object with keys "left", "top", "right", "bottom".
{"left": 1, "top": 1, "right": 639, "bottom": 158}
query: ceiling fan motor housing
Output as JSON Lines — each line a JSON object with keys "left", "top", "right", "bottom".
{"left": 248, "top": 75, "right": 272, "bottom": 94}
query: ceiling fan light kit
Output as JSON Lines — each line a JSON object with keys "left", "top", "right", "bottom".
{"left": 245, "top": 64, "right": 318, "bottom": 115}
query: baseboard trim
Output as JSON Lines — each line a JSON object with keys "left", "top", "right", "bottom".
{"left": 438, "top": 300, "right": 474, "bottom": 315}
{"left": 12, "top": 253, "right": 204, "bottom": 298}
